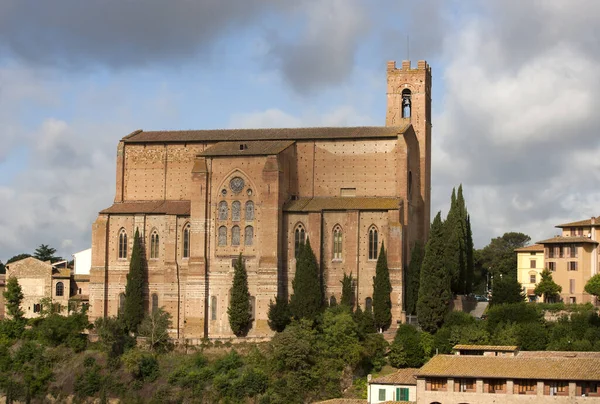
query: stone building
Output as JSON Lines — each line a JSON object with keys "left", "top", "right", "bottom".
{"left": 89, "top": 60, "right": 432, "bottom": 340}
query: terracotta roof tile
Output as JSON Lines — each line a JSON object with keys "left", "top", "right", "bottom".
{"left": 284, "top": 197, "right": 401, "bottom": 212}
{"left": 514, "top": 244, "right": 544, "bottom": 252}
{"left": 122, "top": 126, "right": 409, "bottom": 143}
{"left": 100, "top": 200, "right": 190, "bottom": 215}
{"left": 313, "top": 400, "right": 366, "bottom": 404}
{"left": 453, "top": 344, "right": 518, "bottom": 352}
{"left": 417, "top": 354, "right": 600, "bottom": 381}
{"left": 370, "top": 368, "right": 418, "bottom": 385}
{"left": 537, "top": 236, "right": 598, "bottom": 245}
{"left": 556, "top": 217, "right": 599, "bottom": 228}
{"left": 198, "top": 140, "right": 294, "bottom": 157}
{"left": 73, "top": 275, "right": 90, "bottom": 282}
{"left": 518, "top": 351, "right": 600, "bottom": 358}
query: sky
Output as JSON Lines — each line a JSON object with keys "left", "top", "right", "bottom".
{"left": 1, "top": 0, "right": 600, "bottom": 261}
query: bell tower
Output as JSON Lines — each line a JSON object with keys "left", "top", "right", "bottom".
{"left": 386, "top": 60, "right": 432, "bottom": 238}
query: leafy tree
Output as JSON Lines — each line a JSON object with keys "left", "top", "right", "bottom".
{"left": 584, "top": 274, "right": 600, "bottom": 300}
{"left": 138, "top": 308, "right": 173, "bottom": 352}
{"left": 405, "top": 241, "right": 424, "bottom": 315}
{"left": 517, "top": 322, "right": 548, "bottom": 350}
{"left": 94, "top": 316, "right": 134, "bottom": 357}
{"left": 290, "top": 238, "right": 323, "bottom": 320}
{"left": 389, "top": 324, "right": 425, "bottom": 368}
{"left": 372, "top": 243, "right": 392, "bottom": 332}
{"left": 485, "top": 303, "right": 542, "bottom": 334}
{"left": 417, "top": 212, "right": 452, "bottom": 333}
{"left": 33, "top": 244, "right": 62, "bottom": 263}
{"left": 3, "top": 277, "right": 24, "bottom": 321}
{"left": 320, "top": 309, "right": 362, "bottom": 366}
{"left": 268, "top": 295, "right": 291, "bottom": 332}
{"left": 340, "top": 272, "right": 354, "bottom": 309}
{"left": 353, "top": 305, "right": 376, "bottom": 338}
{"left": 228, "top": 254, "right": 252, "bottom": 337}
{"left": 0, "top": 261, "right": 4, "bottom": 275}
{"left": 123, "top": 228, "right": 145, "bottom": 333}
{"left": 6, "top": 254, "right": 31, "bottom": 264}
{"left": 534, "top": 269, "right": 562, "bottom": 303}
{"left": 490, "top": 276, "right": 525, "bottom": 305}
{"left": 480, "top": 232, "right": 531, "bottom": 279}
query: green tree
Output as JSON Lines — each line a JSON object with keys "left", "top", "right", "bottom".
{"left": 290, "top": 238, "right": 323, "bottom": 320}
{"left": 138, "top": 308, "right": 173, "bottom": 352}
{"left": 405, "top": 241, "right": 424, "bottom": 315}
{"left": 372, "top": 243, "right": 392, "bottom": 332}
{"left": 444, "top": 188, "right": 462, "bottom": 293}
{"left": 389, "top": 324, "right": 425, "bottom": 368}
{"left": 0, "top": 261, "right": 5, "bottom": 275}
{"left": 94, "top": 316, "right": 133, "bottom": 357}
{"left": 534, "top": 269, "right": 562, "bottom": 303}
{"left": 353, "top": 305, "right": 376, "bottom": 338}
{"left": 465, "top": 214, "right": 475, "bottom": 294}
{"left": 6, "top": 254, "right": 31, "bottom": 264}
{"left": 490, "top": 276, "right": 525, "bottom": 305}
{"left": 584, "top": 274, "right": 600, "bottom": 300}
{"left": 228, "top": 254, "right": 252, "bottom": 337}
{"left": 3, "top": 277, "right": 24, "bottom": 321}
{"left": 123, "top": 228, "right": 145, "bottom": 333}
{"left": 480, "top": 232, "right": 531, "bottom": 279}
{"left": 33, "top": 244, "right": 61, "bottom": 263}
{"left": 417, "top": 212, "right": 452, "bottom": 333}
{"left": 340, "top": 272, "right": 354, "bottom": 309}
{"left": 267, "top": 296, "right": 291, "bottom": 332}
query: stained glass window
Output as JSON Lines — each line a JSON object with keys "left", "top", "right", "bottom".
{"left": 245, "top": 226, "right": 254, "bottom": 246}
{"left": 245, "top": 201, "right": 254, "bottom": 220}
{"left": 218, "top": 226, "right": 227, "bottom": 246}
{"left": 218, "top": 201, "right": 228, "bottom": 221}
{"left": 232, "top": 226, "right": 240, "bottom": 246}
{"left": 232, "top": 201, "right": 241, "bottom": 221}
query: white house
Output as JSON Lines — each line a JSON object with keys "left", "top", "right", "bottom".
{"left": 368, "top": 368, "right": 418, "bottom": 403}
{"left": 72, "top": 248, "right": 91, "bottom": 275}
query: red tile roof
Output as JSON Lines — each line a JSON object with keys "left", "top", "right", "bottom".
{"left": 198, "top": 140, "right": 294, "bottom": 157}
{"left": 514, "top": 244, "right": 544, "bottom": 252}
{"left": 556, "top": 217, "right": 599, "bottom": 228}
{"left": 536, "top": 236, "right": 598, "bottom": 245}
{"left": 370, "top": 368, "right": 418, "bottom": 385}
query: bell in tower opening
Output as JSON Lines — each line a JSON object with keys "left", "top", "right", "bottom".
{"left": 402, "top": 89, "right": 412, "bottom": 118}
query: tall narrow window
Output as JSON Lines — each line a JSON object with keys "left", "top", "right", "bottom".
{"left": 118, "top": 229, "right": 127, "bottom": 259}
{"left": 333, "top": 225, "right": 342, "bottom": 260}
{"left": 402, "top": 89, "right": 412, "bottom": 118}
{"left": 232, "top": 226, "right": 241, "bottom": 246}
{"left": 365, "top": 297, "right": 373, "bottom": 312}
{"left": 183, "top": 223, "right": 191, "bottom": 258}
{"left": 245, "top": 201, "right": 254, "bottom": 220}
{"left": 295, "top": 224, "right": 306, "bottom": 257}
{"left": 218, "top": 226, "right": 227, "bottom": 246}
{"left": 151, "top": 293, "right": 159, "bottom": 313}
{"left": 218, "top": 201, "right": 228, "bottom": 221}
{"left": 232, "top": 201, "right": 241, "bottom": 221}
{"left": 245, "top": 226, "right": 254, "bottom": 246}
{"left": 119, "top": 293, "right": 125, "bottom": 313}
{"left": 368, "top": 226, "right": 378, "bottom": 260}
{"left": 150, "top": 230, "right": 159, "bottom": 259}
{"left": 55, "top": 282, "right": 64, "bottom": 297}
{"left": 211, "top": 296, "right": 217, "bottom": 320}
{"left": 329, "top": 296, "right": 337, "bottom": 306}
{"left": 249, "top": 296, "right": 256, "bottom": 320}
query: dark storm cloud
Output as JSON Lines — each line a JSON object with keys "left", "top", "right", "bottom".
{"left": 0, "top": 0, "right": 285, "bottom": 68}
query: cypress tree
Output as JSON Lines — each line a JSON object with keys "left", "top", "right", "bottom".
{"left": 417, "top": 212, "right": 452, "bottom": 333}
{"left": 289, "top": 238, "right": 322, "bottom": 320}
{"left": 3, "top": 276, "right": 24, "bottom": 321}
{"left": 465, "top": 214, "right": 475, "bottom": 294}
{"left": 456, "top": 185, "right": 469, "bottom": 294}
{"left": 228, "top": 253, "right": 252, "bottom": 336}
{"left": 372, "top": 242, "right": 392, "bottom": 332}
{"left": 405, "top": 241, "right": 424, "bottom": 315}
{"left": 267, "top": 295, "right": 291, "bottom": 332}
{"left": 340, "top": 272, "right": 354, "bottom": 309}
{"left": 444, "top": 188, "right": 465, "bottom": 294}
{"left": 123, "top": 228, "right": 145, "bottom": 333}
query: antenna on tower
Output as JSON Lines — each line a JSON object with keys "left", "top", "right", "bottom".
{"left": 407, "top": 35, "right": 410, "bottom": 61}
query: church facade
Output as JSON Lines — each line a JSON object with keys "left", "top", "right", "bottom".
{"left": 89, "top": 60, "right": 432, "bottom": 340}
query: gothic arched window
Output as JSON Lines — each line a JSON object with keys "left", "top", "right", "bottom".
{"left": 294, "top": 224, "right": 306, "bottom": 257}
{"left": 402, "top": 88, "right": 412, "bottom": 118}
{"left": 218, "top": 226, "right": 227, "bottom": 246}
{"left": 368, "top": 226, "right": 378, "bottom": 260}
{"left": 232, "top": 201, "right": 241, "bottom": 222}
{"left": 245, "top": 226, "right": 254, "bottom": 246}
{"left": 245, "top": 201, "right": 254, "bottom": 221}
{"left": 151, "top": 293, "right": 159, "bottom": 313}
{"left": 183, "top": 223, "right": 191, "bottom": 258}
{"left": 232, "top": 226, "right": 241, "bottom": 246}
{"left": 329, "top": 296, "right": 337, "bottom": 307}
{"left": 150, "top": 230, "right": 159, "bottom": 259}
{"left": 56, "top": 282, "right": 64, "bottom": 297}
{"left": 333, "top": 225, "right": 342, "bottom": 260}
{"left": 365, "top": 297, "right": 373, "bottom": 312}
{"left": 118, "top": 229, "right": 127, "bottom": 259}
{"left": 218, "top": 201, "right": 228, "bottom": 221}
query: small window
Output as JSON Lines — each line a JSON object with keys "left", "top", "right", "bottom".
{"left": 232, "top": 226, "right": 241, "bottom": 246}
{"left": 428, "top": 378, "right": 447, "bottom": 391}
{"left": 365, "top": 297, "right": 372, "bottom": 312}
{"left": 218, "top": 226, "right": 227, "bottom": 246}
{"left": 150, "top": 230, "right": 159, "bottom": 259}
{"left": 368, "top": 226, "right": 378, "bottom": 260}
{"left": 232, "top": 201, "right": 241, "bottom": 222}
{"left": 570, "top": 279, "right": 576, "bottom": 294}
{"left": 559, "top": 246, "right": 564, "bottom": 258}
{"left": 245, "top": 226, "right": 254, "bottom": 246}
{"left": 488, "top": 379, "right": 505, "bottom": 393}
{"left": 151, "top": 293, "right": 158, "bottom": 313}
{"left": 245, "top": 201, "right": 254, "bottom": 221}
{"left": 530, "top": 274, "right": 536, "bottom": 284}
{"left": 517, "top": 379, "right": 536, "bottom": 394}
{"left": 530, "top": 259, "right": 536, "bottom": 269}
{"left": 183, "top": 223, "right": 191, "bottom": 258}
{"left": 218, "top": 201, "right": 228, "bottom": 221}
{"left": 547, "top": 262, "right": 556, "bottom": 271}
{"left": 568, "top": 261, "right": 578, "bottom": 271}
{"left": 548, "top": 381, "right": 568, "bottom": 396}
{"left": 570, "top": 296, "right": 576, "bottom": 304}
{"left": 211, "top": 295, "right": 217, "bottom": 320}
{"left": 295, "top": 224, "right": 306, "bottom": 257}
{"left": 547, "top": 248, "right": 555, "bottom": 258}
{"left": 378, "top": 388, "right": 386, "bottom": 401}
{"left": 570, "top": 245, "right": 578, "bottom": 258}
{"left": 118, "top": 229, "right": 128, "bottom": 259}
{"left": 333, "top": 225, "right": 342, "bottom": 260}
{"left": 55, "top": 282, "right": 64, "bottom": 297}
{"left": 457, "top": 378, "right": 474, "bottom": 392}
{"left": 397, "top": 387, "right": 409, "bottom": 401}
{"left": 119, "top": 293, "right": 125, "bottom": 313}
{"left": 33, "top": 304, "right": 41, "bottom": 313}
{"left": 329, "top": 296, "right": 337, "bottom": 306}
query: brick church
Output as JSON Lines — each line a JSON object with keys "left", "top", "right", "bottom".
{"left": 89, "top": 60, "right": 432, "bottom": 340}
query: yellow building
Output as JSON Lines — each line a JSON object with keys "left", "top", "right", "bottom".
{"left": 515, "top": 244, "right": 544, "bottom": 302}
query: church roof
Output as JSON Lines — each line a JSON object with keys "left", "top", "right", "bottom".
{"left": 198, "top": 140, "right": 295, "bottom": 157}
{"left": 100, "top": 200, "right": 191, "bottom": 215}
{"left": 122, "top": 125, "right": 409, "bottom": 143}
{"left": 284, "top": 197, "right": 401, "bottom": 212}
